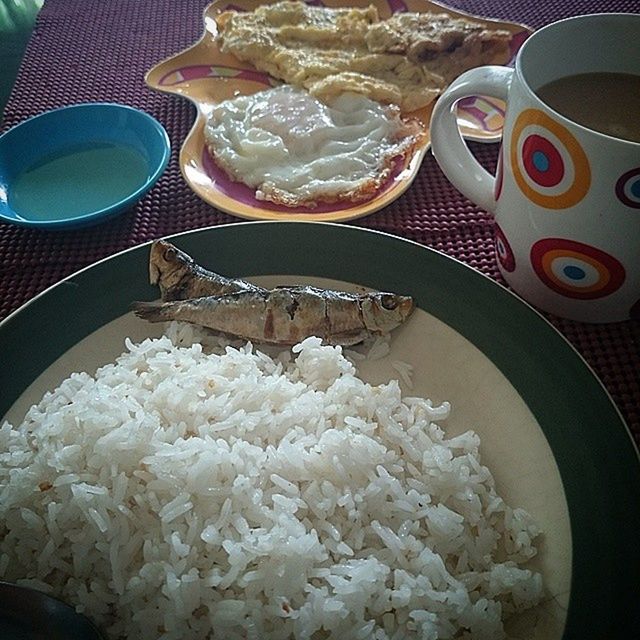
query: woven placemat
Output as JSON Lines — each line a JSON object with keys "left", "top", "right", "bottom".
{"left": 1, "top": 0, "right": 638, "bottom": 439}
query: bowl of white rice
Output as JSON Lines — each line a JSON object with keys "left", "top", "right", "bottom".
{"left": 1, "top": 222, "right": 638, "bottom": 639}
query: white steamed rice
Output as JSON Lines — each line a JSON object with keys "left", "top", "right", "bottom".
{"left": 0, "top": 326, "right": 542, "bottom": 639}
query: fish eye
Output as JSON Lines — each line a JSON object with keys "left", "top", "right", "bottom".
{"left": 163, "top": 247, "right": 176, "bottom": 261}
{"left": 380, "top": 294, "right": 399, "bottom": 310}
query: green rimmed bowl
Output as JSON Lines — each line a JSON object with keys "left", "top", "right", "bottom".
{"left": 1, "top": 221, "right": 638, "bottom": 638}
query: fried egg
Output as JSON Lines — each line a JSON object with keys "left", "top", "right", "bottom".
{"left": 203, "top": 86, "right": 420, "bottom": 208}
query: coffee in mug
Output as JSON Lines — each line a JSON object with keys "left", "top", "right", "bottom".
{"left": 536, "top": 72, "right": 640, "bottom": 143}
{"left": 429, "top": 13, "right": 640, "bottom": 323}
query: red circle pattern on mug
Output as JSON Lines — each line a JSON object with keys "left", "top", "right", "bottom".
{"left": 615, "top": 167, "right": 640, "bottom": 209}
{"left": 494, "top": 223, "right": 515, "bottom": 272}
{"left": 494, "top": 147, "right": 504, "bottom": 201}
{"left": 530, "top": 238, "right": 625, "bottom": 299}
{"left": 511, "top": 109, "right": 591, "bottom": 209}
{"left": 521, "top": 134, "right": 566, "bottom": 187}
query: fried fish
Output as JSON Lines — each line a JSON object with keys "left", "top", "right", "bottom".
{"left": 133, "top": 285, "right": 414, "bottom": 346}
{"left": 149, "top": 239, "right": 263, "bottom": 301}
{"left": 138, "top": 239, "right": 415, "bottom": 345}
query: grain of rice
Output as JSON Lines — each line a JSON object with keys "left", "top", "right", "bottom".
{"left": 391, "top": 361, "right": 414, "bottom": 389}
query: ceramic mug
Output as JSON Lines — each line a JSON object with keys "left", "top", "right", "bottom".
{"left": 430, "top": 13, "right": 640, "bottom": 323}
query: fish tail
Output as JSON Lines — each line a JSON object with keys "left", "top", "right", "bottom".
{"left": 131, "top": 300, "right": 171, "bottom": 323}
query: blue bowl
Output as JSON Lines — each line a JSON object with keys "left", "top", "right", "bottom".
{"left": 0, "top": 103, "right": 170, "bottom": 229}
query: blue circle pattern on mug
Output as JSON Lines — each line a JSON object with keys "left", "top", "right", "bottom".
{"left": 615, "top": 167, "right": 640, "bottom": 209}
{"left": 522, "top": 134, "right": 565, "bottom": 187}
{"left": 494, "top": 223, "right": 515, "bottom": 272}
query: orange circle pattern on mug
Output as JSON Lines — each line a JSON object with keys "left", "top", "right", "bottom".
{"left": 510, "top": 109, "right": 591, "bottom": 209}
{"left": 530, "top": 238, "right": 626, "bottom": 299}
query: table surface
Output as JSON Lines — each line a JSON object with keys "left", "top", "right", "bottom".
{"left": 0, "top": 0, "right": 639, "bottom": 446}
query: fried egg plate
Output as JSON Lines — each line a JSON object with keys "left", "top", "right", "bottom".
{"left": 203, "top": 86, "right": 421, "bottom": 208}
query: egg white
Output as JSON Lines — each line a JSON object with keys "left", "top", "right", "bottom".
{"left": 204, "top": 86, "right": 420, "bottom": 207}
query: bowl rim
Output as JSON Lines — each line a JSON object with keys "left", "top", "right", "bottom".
{"left": 0, "top": 102, "right": 171, "bottom": 229}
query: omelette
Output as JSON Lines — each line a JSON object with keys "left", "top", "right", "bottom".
{"left": 216, "top": 1, "right": 513, "bottom": 112}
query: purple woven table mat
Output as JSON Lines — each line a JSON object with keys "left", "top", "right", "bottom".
{"left": 1, "top": 0, "right": 638, "bottom": 440}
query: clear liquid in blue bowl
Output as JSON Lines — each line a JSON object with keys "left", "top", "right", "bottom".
{"left": 9, "top": 142, "right": 150, "bottom": 222}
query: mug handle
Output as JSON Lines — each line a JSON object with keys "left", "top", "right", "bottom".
{"left": 430, "top": 65, "right": 514, "bottom": 214}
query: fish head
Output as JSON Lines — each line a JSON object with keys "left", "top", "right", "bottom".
{"left": 362, "top": 293, "right": 415, "bottom": 333}
{"left": 149, "top": 240, "right": 194, "bottom": 297}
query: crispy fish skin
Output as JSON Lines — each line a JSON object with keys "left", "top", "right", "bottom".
{"left": 132, "top": 286, "right": 414, "bottom": 346}
{"left": 150, "top": 239, "right": 263, "bottom": 301}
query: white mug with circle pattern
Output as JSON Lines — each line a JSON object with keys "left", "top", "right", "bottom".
{"left": 430, "top": 13, "right": 640, "bottom": 323}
